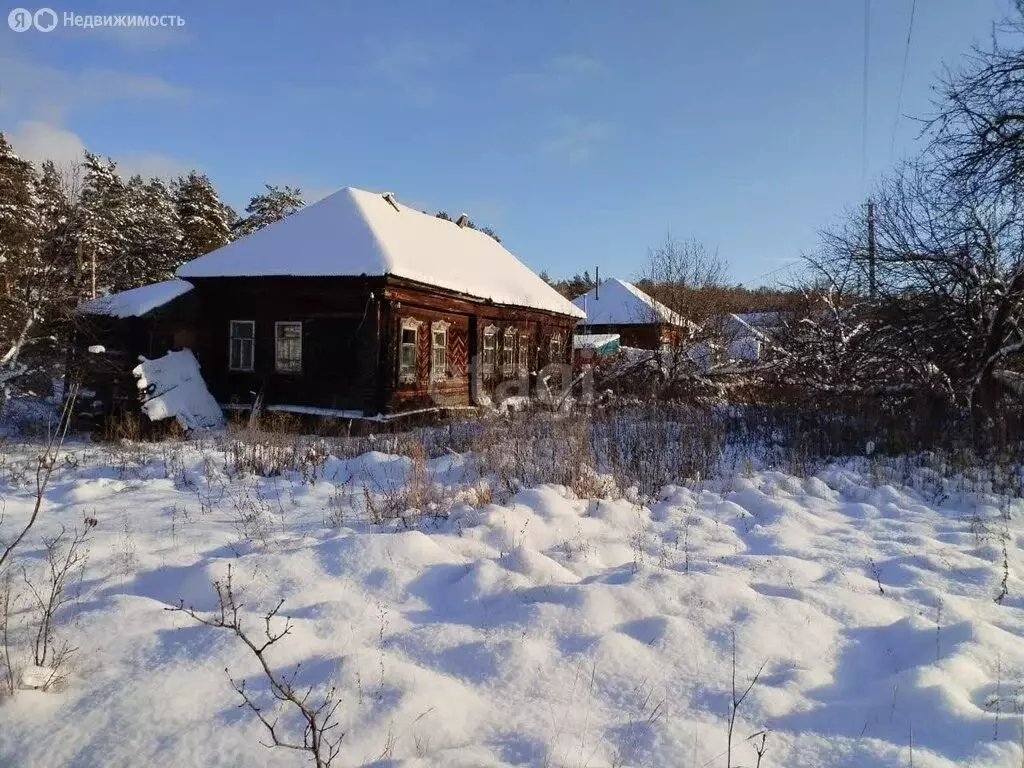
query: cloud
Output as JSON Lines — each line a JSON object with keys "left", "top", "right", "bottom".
{"left": 8, "top": 121, "right": 86, "bottom": 168}
{"left": 70, "top": 22, "right": 193, "bottom": 51}
{"left": 0, "top": 52, "right": 189, "bottom": 123}
{"left": 508, "top": 54, "right": 604, "bottom": 93}
{"left": 116, "top": 151, "right": 193, "bottom": 180}
{"left": 365, "top": 38, "right": 466, "bottom": 107}
{"left": 9, "top": 120, "right": 193, "bottom": 180}
{"left": 541, "top": 117, "right": 610, "bottom": 164}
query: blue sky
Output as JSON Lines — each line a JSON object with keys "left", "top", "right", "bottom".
{"left": 1, "top": 0, "right": 1013, "bottom": 284}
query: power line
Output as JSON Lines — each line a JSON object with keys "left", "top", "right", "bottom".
{"left": 889, "top": 0, "right": 917, "bottom": 160}
{"left": 861, "top": 0, "right": 871, "bottom": 191}
{"left": 746, "top": 259, "right": 802, "bottom": 285}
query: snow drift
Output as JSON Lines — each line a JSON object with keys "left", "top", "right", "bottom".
{"left": 132, "top": 349, "right": 224, "bottom": 431}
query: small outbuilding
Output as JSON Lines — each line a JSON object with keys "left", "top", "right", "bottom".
{"left": 572, "top": 278, "right": 687, "bottom": 349}
{"left": 573, "top": 333, "right": 621, "bottom": 362}
{"left": 73, "top": 280, "right": 198, "bottom": 425}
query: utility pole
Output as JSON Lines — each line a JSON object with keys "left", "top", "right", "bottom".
{"left": 866, "top": 198, "right": 876, "bottom": 299}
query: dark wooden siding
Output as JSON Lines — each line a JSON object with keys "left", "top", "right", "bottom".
{"left": 382, "top": 277, "right": 577, "bottom": 412}
{"left": 580, "top": 323, "right": 669, "bottom": 350}
{"left": 70, "top": 291, "right": 198, "bottom": 425}
{"left": 74, "top": 274, "right": 580, "bottom": 423}
{"left": 186, "top": 276, "right": 384, "bottom": 412}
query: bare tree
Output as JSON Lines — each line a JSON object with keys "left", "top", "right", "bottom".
{"left": 635, "top": 236, "right": 737, "bottom": 397}
{"left": 927, "top": 3, "right": 1024, "bottom": 195}
{"left": 0, "top": 387, "right": 77, "bottom": 572}
{"left": 167, "top": 564, "right": 344, "bottom": 768}
{"left": 21, "top": 525, "right": 89, "bottom": 670}
{"left": 814, "top": 160, "right": 1024, "bottom": 438}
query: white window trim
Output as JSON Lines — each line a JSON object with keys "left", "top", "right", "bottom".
{"left": 502, "top": 328, "right": 516, "bottom": 374}
{"left": 518, "top": 330, "right": 529, "bottom": 372}
{"left": 482, "top": 324, "right": 498, "bottom": 373}
{"left": 274, "top": 321, "right": 303, "bottom": 374}
{"left": 431, "top": 320, "right": 450, "bottom": 381}
{"left": 550, "top": 332, "right": 562, "bottom": 362}
{"left": 399, "top": 318, "right": 422, "bottom": 385}
{"left": 229, "top": 320, "right": 255, "bottom": 372}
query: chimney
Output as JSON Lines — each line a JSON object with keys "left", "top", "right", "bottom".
{"left": 382, "top": 192, "right": 400, "bottom": 212}
{"left": 455, "top": 213, "right": 470, "bottom": 228}
{"left": 595, "top": 266, "right": 600, "bottom": 300}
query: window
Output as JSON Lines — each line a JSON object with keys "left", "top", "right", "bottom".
{"left": 229, "top": 320, "right": 254, "bottom": 371}
{"left": 275, "top": 321, "right": 302, "bottom": 373}
{"left": 399, "top": 320, "right": 419, "bottom": 384}
{"left": 482, "top": 326, "right": 497, "bottom": 372}
{"left": 431, "top": 321, "right": 449, "bottom": 381}
{"left": 550, "top": 332, "right": 562, "bottom": 363}
{"left": 518, "top": 331, "right": 529, "bottom": 372}
{"left": 502, "top": 328, "right": 515, "bottom": 373}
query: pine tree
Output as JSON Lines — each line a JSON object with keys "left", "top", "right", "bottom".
{"left": 479, "top": 225, "right": 501, "bottom": 243}
{"left": 140, "top": 177, "right": 184, "bottom": 283}
{"left": 35, "top": 160, "right": 75, "bottom": 267}
{"left": 76, "top": 152, "right": 128, "bottom": 299}
{"left": 231, "top": 184, "right": 304, "bottom": 239}
{"left": 121, "top": 176, "right": 183, "bottom": 291}
{"left": 173, "top": 171, "right": 231, "bottom": 260}
{"left": 0, "top": 133, "right": 42, "bottom": 381}
{"left": 0, "top": 133, "right": 41, "bottom": 302}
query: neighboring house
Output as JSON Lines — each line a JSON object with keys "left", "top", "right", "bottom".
{"left": 572, "top": 333, "right": 620, "bottom": 363}
{"left": 722, "top": 312, "right": 782, "bottom": 361}
{"left": 572, "top": 278, "right": 687, "bottom": 349}
{"left": 74, "top": 187, "right": 584, "bottom": 421}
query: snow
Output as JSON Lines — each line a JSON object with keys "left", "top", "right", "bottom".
{"left": 260, "top": 404, "right": 368, "bottom": 419}
{"left": 87, "top": 345, "right": 106, "bottom": 354}
{"left": 573, "top": 333, "right": 620, "bottom": 349}
{"left": 132, "top": 349, "right": 225, "bottom": 431}
{"left": 573, "top": 278, "right": 687, "bottom": 326}
{"left": 0, "top": 438, "right": 1022, "bottom": 766}
{"left": 177, "top": 187, "right": 584, "bottom": 319}
{"left": 76, "top": 279, "right": 194, "bottom": 319}
{"left": 728, "top": 336, "right": 762, "bottom": 361}
{"left": 728, "top": 311, "right": 782, "bottom": 330}
{"left": 225, "top": 403, "right": 480, "bottom": 421}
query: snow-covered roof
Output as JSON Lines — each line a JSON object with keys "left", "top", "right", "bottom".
{"left": 572, "top": 279, "right": 686, "bottom": 326}
{"left": 177, "top": 187, "right": 584, "bottom": 319}
{"left": 573, "top": 333, "right": 620, "bottom": 349}
{"left": 728, "top": 311, "right": 781, "bottom": 329}
{"left": 77, "top": 279, "right": 193, "bottom": 318}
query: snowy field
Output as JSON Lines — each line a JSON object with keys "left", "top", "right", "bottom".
{"left": 0, "top": 434, "right": 1022, "bottom": 767}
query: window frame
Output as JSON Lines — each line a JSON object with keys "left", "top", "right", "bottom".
{"left": 482, "top": 325, "right": 497, "bottom": 373}
{"left": 399, "top": 318, "right": 421, "bottom": 385}
{"left": 550, "top": 331, "right": 562, "bottom": 363}
{"left": 274, "top": 321, "right": 303, "bottom": 374}
{"left": 518, "top": 330, "right": 529, "bottom": 373}
{"left": 228, "top": 320, "right": 255, "bottom": 372}
{"left": 502, "top": 327, "right": 516, "bottom": 375}
{"left": 431, "top": 321, "right": 450, "bottom": 381}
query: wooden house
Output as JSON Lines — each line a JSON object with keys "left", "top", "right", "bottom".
{"left": 572, "top": 278, "right": 686, "bottom": 349}
{"left": 75, "top": 187, "right": 584, "bottom": 422}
